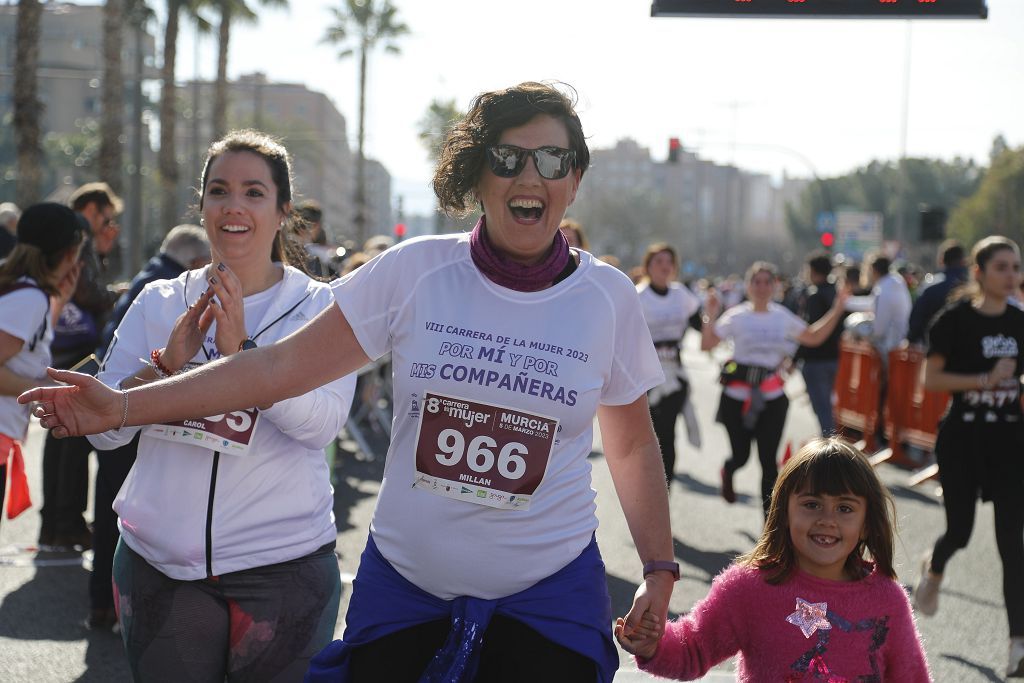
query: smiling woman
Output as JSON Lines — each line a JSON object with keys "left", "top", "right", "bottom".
{"left": 61, "top": 129, "right": 358, "bottom": 682}
{"left": 19, "top": 85, "right": 673, "bottom": 683}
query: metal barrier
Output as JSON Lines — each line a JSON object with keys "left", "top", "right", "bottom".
{"left": 882, "top": 346, "right": 949, "bottom": 470}
{"left": 834, "top": 338, "right": 883, "bottom": 453}
{"left": 834, "top": 338, "right": 949, "bottom": 485}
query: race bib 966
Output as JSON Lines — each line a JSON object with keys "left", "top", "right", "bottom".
{"left": 412, "top": 391, "right": 558, "bottom": 510}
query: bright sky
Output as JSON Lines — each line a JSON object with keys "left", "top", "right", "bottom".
{"left": 167, "top": 0, "right": 1023, "bottom": 215}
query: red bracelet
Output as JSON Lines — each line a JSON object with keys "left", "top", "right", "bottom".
{"left": 150, "top": 348, "right": 175, "bottom": 377}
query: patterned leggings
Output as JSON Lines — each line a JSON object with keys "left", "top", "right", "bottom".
{"left": 113, "top": 539, "right": 341, "bottom": 682}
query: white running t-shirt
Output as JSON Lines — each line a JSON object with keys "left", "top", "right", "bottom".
{"left": 332, "top": 234, "right": 662, "bottom": 599}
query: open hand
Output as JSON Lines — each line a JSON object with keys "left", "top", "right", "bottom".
{"left": 19, "top": 369, "right": 122, "bottom": 438}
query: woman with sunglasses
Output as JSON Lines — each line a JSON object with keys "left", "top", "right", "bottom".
{"left": 77, "top": 130, "right": 357, "bottom": 681}
{"left": 22, "top": 82, "right": 673, "bottom": 682}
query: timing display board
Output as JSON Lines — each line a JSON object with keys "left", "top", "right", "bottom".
{"left": 651, "top": 0, "right": 988, "bottom": 19}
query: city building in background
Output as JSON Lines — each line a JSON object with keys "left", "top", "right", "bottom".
{"left": 362, "top": 157, "right": 393, "bottom": 241}
{"left": 574, "top": 137, "right": 811, "bottom": 275}
{"left": 176, "top": 72, "right": 374, "bottom": 242}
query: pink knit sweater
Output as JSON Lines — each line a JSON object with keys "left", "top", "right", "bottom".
{"left": 637, "top": 563, "right": 931, "bottom": 682}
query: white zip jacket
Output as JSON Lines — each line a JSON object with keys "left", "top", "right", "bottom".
{"left": 89, "top": 265, "right": 355, "bottom": 580}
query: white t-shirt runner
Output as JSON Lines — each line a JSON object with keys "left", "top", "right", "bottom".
{"left": 332, "top": 234, "right": 662, "bottom": 600}
{"left": 0, "top": 278, "right": 52, "bottom": 440}
{"left": 637, "top": 281, "right": 701, "bottom": 349}
{"left": 714, "top": 301, "right": 807, "bottom": 401}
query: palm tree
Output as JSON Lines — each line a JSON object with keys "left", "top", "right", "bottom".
{"left": 158, "top": 0, "right": 208, "bottom": 233}
{"left": 211, "top": 0, "right": 288, "bottom": 140}
{"left": 323, "top": 0, "right": 408, "bottom": 244}
{"left": 417, "top": 97, "right": 462, "bottom": 233}
{"left": 158, "top": 0, "right": 184, "bottom": 233}
{"left": 13, "top": 0, "right": 43, "bottom": 206}
{"left": 99, "top": 0, "right": 125, "bottom": 194}
{"left": 416, "top": 98, "right": 461, "bottom": 165}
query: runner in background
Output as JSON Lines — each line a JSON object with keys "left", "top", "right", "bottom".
{"left": 914, "top": 235, "right": 1024, "bottom": 678}
{"left": 702, "top": 261, "right": 849, "bottom": 515}
{"left": 637, "top": 242, "right": 701, "bottom": 487}
{"left": 0, "top": 205, "right": 83, "bottom": 532}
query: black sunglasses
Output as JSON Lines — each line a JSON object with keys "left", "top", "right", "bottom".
{"left": 485, "top": 144, "right": 576, "bottom": 180}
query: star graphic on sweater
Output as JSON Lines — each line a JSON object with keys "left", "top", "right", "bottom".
{"left": 786, "top": 598, "right": 832, "bottom": 638}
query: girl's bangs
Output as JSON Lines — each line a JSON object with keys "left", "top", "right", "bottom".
{"left": 793, "top": 449, "right": 872, "bottom": 498}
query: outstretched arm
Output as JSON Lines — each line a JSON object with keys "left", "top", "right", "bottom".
{"left": 21, "top": 305, "right": 370, "bottom": 438}
{"left": 795, "top": 287, "right": 849, "bottom": 348}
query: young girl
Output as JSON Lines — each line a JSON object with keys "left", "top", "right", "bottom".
{"left": 915, "top": 235, "right": 1024, "bottom": 678}
{"left": 616, "top": 438, "right": 931, "bottom": 681}
{"left": 0, "top": 203, "right": 83, "bottom": 524}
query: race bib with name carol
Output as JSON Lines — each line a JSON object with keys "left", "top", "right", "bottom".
{"left": 143, "top": 408, "right": 260, "bottom": 456}
{"left": 413, "top": 391, "right": 558, "bottom": 510}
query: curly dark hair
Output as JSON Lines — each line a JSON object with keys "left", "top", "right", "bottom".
{"left": 433, "top": 82, "right": 590, "bottom": 216}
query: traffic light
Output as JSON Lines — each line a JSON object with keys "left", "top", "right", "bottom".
{"left": 393, "top": 223, "right": 406, "bottom": 242}
{"left": 668, "top": 137, "right": 682, "bottom": 163}
{"left": 816, "top": 211, "right": 835, "bottom": 250}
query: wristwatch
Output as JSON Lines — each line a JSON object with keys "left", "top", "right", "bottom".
{"left": 238, "top": 338, "right": 258, "bottom": 352}
{"left": 643, "top": 560, "right": 681, "bottom": 581}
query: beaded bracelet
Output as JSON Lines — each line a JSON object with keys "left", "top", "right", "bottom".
{"left": 150, "top": 348, "right": 175, "bottom": 378}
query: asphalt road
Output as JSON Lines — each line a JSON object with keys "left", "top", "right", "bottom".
{"left": 0, "top": 335, "right": 1012, "bottom": 681}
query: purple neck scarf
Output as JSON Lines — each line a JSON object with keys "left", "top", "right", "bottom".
{"left": 469, "top": 216, "right": 570, "bottom": 292}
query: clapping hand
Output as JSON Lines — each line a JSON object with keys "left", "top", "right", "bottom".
{"left": 161, "top": 286, "right": 217, "bottom": 373}
{"left": 203, "top": 263, "right": 249, "bottom": 356}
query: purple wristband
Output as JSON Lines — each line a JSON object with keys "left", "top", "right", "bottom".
{"left": 643, "top": 560, "right": 680, "bottom": 581}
